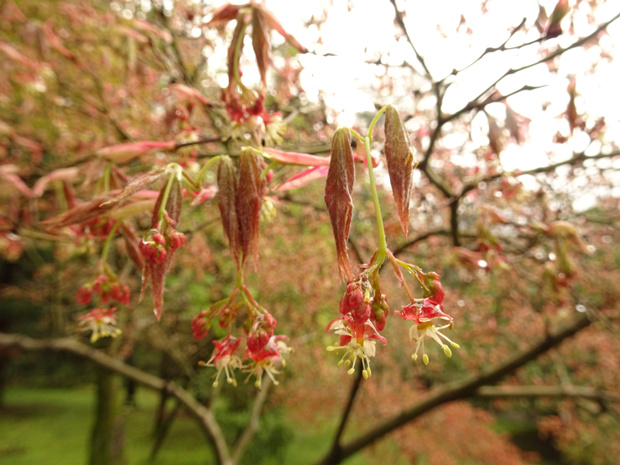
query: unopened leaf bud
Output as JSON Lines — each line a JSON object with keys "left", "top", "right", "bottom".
{"left": 384, "top": 105, "right": 416, "bottom": 237}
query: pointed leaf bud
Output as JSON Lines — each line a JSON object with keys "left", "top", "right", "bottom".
{"left": 237, "top": 148, "right": 264, "bottom": 267}
{"left": 384, "top": 105, "right": 416, "bottom": 237}
{"left": 217, "top": 156, "right": 241, "bottom": 263}
{"left": 324, "top": 128, "right": 355, "bottom": 281}
{"left": 545, "top": 0, "right": 569, "bottom": 38}
{"left": 252, "top": 7, "right": 270, "bottom": 91}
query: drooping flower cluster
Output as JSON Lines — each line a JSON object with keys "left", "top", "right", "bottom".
{"left": 138, "top": 170, "right": 187, "bottom": 321}
{"left": 78, "top": 307, "right": 121, "bottom": 343}
{"left": 76, "top": 270, "right": 130, "bottom": 306}
{"left": 395, "top": 272, "right": 460, "bottom": 365}
{"left": 192, "top": 288, "right": 291, "bottom": 389}
{"left": 76, "top": 262, "right": 130, "bottom": 343}
{"left": 326, "top": 272, "right": 388, "bottom": 379}
{"left": 323, "top": 106, "right": 460, "bottom": 377}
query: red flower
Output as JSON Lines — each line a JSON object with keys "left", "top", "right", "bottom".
{"left": 395, "top": 298, "right": 459, "bottom": 365}
{"left": 78, "top": 307, "right": 121, "bottom": 343}
{"left": 203, "top": 335, "right": 243, "bottom": 387}
{"left": 192, "top": 310, "right": 209, "bottom": 341}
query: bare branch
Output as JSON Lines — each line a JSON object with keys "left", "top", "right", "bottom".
{"left": 0, "top": 332, "right": 233, "bottom": 465}
{"left": 231, "top": 377, "right": 273, "bottom": 463}
{"left": 391, "top": 229, "right": 451, "bottom": 257}
{"left": 475, "top": 385, "right": 620, "bottom": 402}
{"left": 449, "top": 10, "right": 620, "bottom": 127}
{"left": 322, "top": 370, "right": 364, "bottom": 464}
{"left": 459, "top": 150, "right": 620, "bottom": 199}
{"left": 388, "top": 0, "right": 433, "bottom": 80}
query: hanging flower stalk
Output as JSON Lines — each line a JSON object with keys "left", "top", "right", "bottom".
{"left": 324, "top": 106, "right": 458, "bottom": 377}
{"left": 139, "top": 165, "right": 186, "bottom": 321}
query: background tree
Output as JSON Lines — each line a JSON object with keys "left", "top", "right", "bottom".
{"left": 0, "top": 1, "right": 619, "bottom": 465}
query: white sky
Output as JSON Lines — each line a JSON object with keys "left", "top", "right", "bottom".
{"left": 190, "top": 0, "right": 620, "bottom": 208}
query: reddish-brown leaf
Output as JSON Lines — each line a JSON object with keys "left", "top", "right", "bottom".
{"left": 258, "top": 6, "right": 307, "bottom": 53}
{"left": 236, "top": 148, "right": 264, "bottom": 267}
{"left": 384, "top": 105, "right": 416, "bottom": 237}
{"left": 252, "top": 7, "right": 270, "bottom": 91}
{"left": 324, "top": 128, "right": 354, "bottom": 281}
{"left": 487, "top": 116, "right": 502, "bottom": 155}
{"left": 204, "top": 3, "right": 245, "bottom": 27}
{"left": 121, "top": 224, "right": 145, "bottom": 272}
{"left": 217, "top": 156, "right": 241, "bottom": 263}
{"left": 226, "top": 15, "right": 249, "bottom": 93}
{"left": 148, "top": 251, "right": 172, "bottom": 321}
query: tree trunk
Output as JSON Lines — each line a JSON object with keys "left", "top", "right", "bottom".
{"left": 89, "top": 366, "right": 126, "bottom": 465}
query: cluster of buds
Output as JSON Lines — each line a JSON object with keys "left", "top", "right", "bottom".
{"left": 326, "top": 271, "right": 388, "bottom": 379}
{"left": 395, "top": 272, "right": 459, "bottom": 365}
{"left": 78, "top": 307, "right": 121, "bottom": 343}
{"left": 76, "top": 271, "right": 131, "bottom": 306}
{"left": 139, "top": 229, "right": 186, "bottom": 265}
{"left": 192, "top": 288, "right": 291, "bottom": 389}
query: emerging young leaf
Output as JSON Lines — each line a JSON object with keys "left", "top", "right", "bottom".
{"left": 236, "top": 148, "right": 264, "bottom": 267}
{"left": 96, "top": 141, "right": 176, "bottom": 164}
{"left": 252, "top": 7, "right": 270, "bottom": 92}
{"left": 217, "top": 156, "right": 241, "bottom": 263}
{"left": 258, "top": 5, "right": 307, "bottom": 53}
{"left": 324, "top": 128, "right": 355, "bottom": 281}
{"left": 384, "top": 105, "right": 416, "bottom": 237}
{"left": 275, "top": 165, "right": 329, "bottom": 191}
{"left": 263, "top": 148, "right": 330, "bottom": 166}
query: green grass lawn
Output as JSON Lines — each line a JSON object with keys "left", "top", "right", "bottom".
{"left": 0, "top": 386, "right": 212, "bottom": 465}
{"left": 0, "top": 386, "right": 375, "bottom": 465}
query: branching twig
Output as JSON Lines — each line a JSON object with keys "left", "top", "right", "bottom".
{"left": 459, "top": 150, "right": 620, "bottom": 199}
{"left": 388, "top": 0, "right": 433, "bottom": 80}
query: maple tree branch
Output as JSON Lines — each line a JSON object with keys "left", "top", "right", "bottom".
{"left": 474, "top": 385, "right": 620, "bottom": 403}
{"left": 313, "top": 314, "right": 591, "bottom": 465}
{"left": 459, "top": 150, "right": 620, "bottom": 199}
{"left": 391, "top": 229, "right": 451, "bottom": 257}
{"left": 0, "top": 332, "right": 234, "bottom": 465}
{"left": 388, "top": 0, "right": 433, "bottom": 80}
{"left": 445, "top": 17, "right": 530, "bottom": 78}
{"left": 447, "top": 11, "right": 620, "bottom": 127}
{"left": 231, "top": 376, "right": 273, "bottom": 463}
{"left": 323, "top": 370, "right": 364, "bottom": 464}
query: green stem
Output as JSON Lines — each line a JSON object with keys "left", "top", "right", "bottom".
{"left": 157, "top": 165, "right": 181, "bottom": 224}
{"left": 367, "top": 106, "right": 388, "bottom": 141}
{"left": 103, "top": 164, "right": 111, "bottom": 194}
{"left": 363, "top": 136, "right": 387, "bottom": 266}
{"left": 196, "top": 155, "right": 222, "bottom": 185}
{"left": 100, "top": 220, "right": 123, "bottom": 265}
{"left": 260, "top": 161, "right": 278, "bottom": 181}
